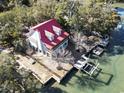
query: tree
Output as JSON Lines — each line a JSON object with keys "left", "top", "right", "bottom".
{"left": 0, "top": 0, "right": 59, "bottom": 49}
{"left": 54, "top": 0, "right": 117, "bottom": 36}
{"left": 0, "top": 54, "right": 22, "bottom": 93}
{"left": 54, "top": 0, "right": 82, "bottom": 33}
{"left": 52, "top": 49, "right": 75, "bottom": 70}
{"left": 0, "top": 6, "right": 36, "bottom": 48}
{"left": 79, "top": 2, "right": 118, "bottom": 35}
{"left": 0, "top": 53, "right": 43, "bottom": 93}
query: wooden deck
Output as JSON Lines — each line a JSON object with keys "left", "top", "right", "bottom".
{"left": 32, "top": 54, "right": 73, "bottom": 83}
{"left": 15, "top": 54, "right": 73, "bottom": 84}
{"left": 16, "top": 54, "right": 52, "bottom": 84}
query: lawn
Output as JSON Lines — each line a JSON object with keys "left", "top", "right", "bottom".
{"left": 47, "top": 54, "right": 124, "bottom": 93}
{"left": 112, "top": 3, "right": 124, "bottom": 8}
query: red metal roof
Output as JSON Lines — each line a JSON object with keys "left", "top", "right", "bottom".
{"left": 31, "top": 19, "right": 69, "bottom": 50}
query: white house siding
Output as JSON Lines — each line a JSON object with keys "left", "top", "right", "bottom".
{"left": 52, "top": 39, "right": 68, "bottom": 55}
{"left": 28, "top": 31, "right": 48, "bottom": 54}
{"left": 28, "top": 29, "right": 69, "bottom": 57}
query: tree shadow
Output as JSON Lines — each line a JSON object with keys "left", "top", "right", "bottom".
{"left": 60, "top": 68, "right": 78, "bottom": 86}
{"left": 75, "top": 73, "right": 104, "bottom": 90}
{"left": 41, "top": 87, "right": 68, "bottom": 93}
{"left": 107, "top": 24, "right": 124, "bottom": 56}
{"left": 97, "top": 53, "right": 111, "bottom": 65}
{"left": 67, "top": 40, "right": 86, "bottom": 62}
{"left": 107, "top": 43, "right": 124, "bottom": 56}
{"left": 94, "top": 71, "right": 114, "bottom": 85}
{"left": 75, "top": 69, "right": 113, "bottom": 90}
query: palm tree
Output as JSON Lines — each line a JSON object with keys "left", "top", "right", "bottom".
{"left": 71, "top": 32, "right": 87, "bottom": 53}
{"left": 52, "top": 49, "right": 75, "bottom": 70}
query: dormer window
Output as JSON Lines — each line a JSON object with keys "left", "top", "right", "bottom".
{"left": 52, "top": 25, "right": 62, "bottom": 36}
{"left": 45, "top": 30, "right": 54, "bottom": 41}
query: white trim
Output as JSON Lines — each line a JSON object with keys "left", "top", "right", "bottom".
{"left": 52, "top": 39, "right": 68, "bottom": 55}
{"left": 28, "top": 30, "right": 48, "bottom": 54}
{"left": 31, "top": 19, "right": 53, "bottom": 29}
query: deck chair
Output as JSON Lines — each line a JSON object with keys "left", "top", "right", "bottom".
{"left": 74, "top": 62, "right": 83, "bottom": 69}
{"left": 99, "top": 35, "right": 109, "bottom": 47}
{"left": 74, "top": 58, "right": 88, "bottom": 69}
{"left": 81, "top": 54, "right": 90, "bottom": 61}
{"left": 99, "top": 40, "right": 109, "bottom": 47}
{"left": 74, "top": 59, "right": 99, "bottom": 76}
{"left": 81, "top": 62, "right": 99, "bottom": 76}
{"left": 92, "top": 45, "right": 104, "bottom": 56}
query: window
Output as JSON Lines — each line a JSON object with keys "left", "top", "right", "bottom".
{"left": 52, "top": 25, "right": 62, "bottom": 36}
{"left": 63, "top": 41, "right": 68, "bottom": 48}
{"left": 47, "top": 53, "right": 50, "bottom": 56}
{"left": 60, "top": 46, "right": 63, "bottom": 50}
{"left": 45, "top": 30, "right": 54, "bottom": 41}
{"left": 63, "top": 43, "right": 67, "bottom": 48}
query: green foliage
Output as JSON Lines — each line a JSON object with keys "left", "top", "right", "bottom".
{"left": 0, "top": 0, "right": 57, "bottom": 48}
{"left": 0, "top": 11, "right": 18, "bottom": 47}
{"left": 0, "top": 53, "right": 43, "bottom": 92}
{"left": 79, "top": 3, "right": 117, "bottom": 35}
{"left": 55, "top": 0, "right": 116, "bottom": 35}
{"left": 0, "top": 0, "right": 118, "bottom": 48}
{"left": 55, "top": 0, "right": 82, "bottom": 33}
{"left": 0, "top": 0, "right": 37, "bottom": 12}
{"left": 0, "top": 63, "right": 42, "bottom": 92}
